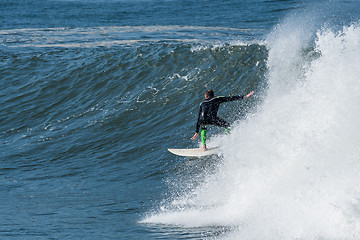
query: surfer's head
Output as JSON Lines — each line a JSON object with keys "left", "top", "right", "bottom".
{"left": 204, "top": 89, "right": 214, "bottom": 99}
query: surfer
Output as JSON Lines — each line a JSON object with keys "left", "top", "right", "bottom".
{"left": 191, "top": 89, "right": 254, "bottom": 150}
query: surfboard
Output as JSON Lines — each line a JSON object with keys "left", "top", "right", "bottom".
{"left": 168, "top": 147, "right": 220, "bottom": 157}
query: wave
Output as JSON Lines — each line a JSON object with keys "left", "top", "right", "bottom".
{"left": 1, "top": 40, "right": 267, "bottom": 164}
{"left": 142, "top": 6, "right": 360, "bottom": 240}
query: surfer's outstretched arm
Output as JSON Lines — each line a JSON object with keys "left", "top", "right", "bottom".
{"left": 217, "top": 90, "right": 255, "bottom": 103}
{"left": 245, "top": 91, "right": 254, "bottom": 98}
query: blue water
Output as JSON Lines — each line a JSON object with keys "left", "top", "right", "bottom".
{"left": 2, "top": 0, "right": 360, "bottom": 239}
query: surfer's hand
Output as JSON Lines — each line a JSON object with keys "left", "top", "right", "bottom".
{"left": 191, "top": 133, "right": 198, "bottom": 140}
{"left": 245, "top": 91, "right": 254, "bottom": 98}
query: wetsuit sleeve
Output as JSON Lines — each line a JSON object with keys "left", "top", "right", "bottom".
{"left": 217, "top": 95, "right": 245, "bottom": 103}
{"left": 195, "top": 104, "right": 202, "bottom": 133}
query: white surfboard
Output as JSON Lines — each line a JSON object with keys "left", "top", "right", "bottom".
{"left": 168, "top": 147, "right": 220, "bottom": 157}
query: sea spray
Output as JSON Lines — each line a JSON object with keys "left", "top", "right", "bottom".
{"left": 219, "top": 21, "right": 360, "bottom": 240}
{"left": 143, "top": 16, "right": 360, "bottom": 240}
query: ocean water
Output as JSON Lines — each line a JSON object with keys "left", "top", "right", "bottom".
{"left": 2, "top": 0, "right": 360, "bottom": 239}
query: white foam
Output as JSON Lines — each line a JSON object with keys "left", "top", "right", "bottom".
{"left": 143, "top": 17, "right": 360, "bottom": 240}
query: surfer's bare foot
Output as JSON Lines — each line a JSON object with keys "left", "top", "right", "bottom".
{"left": 202, "top": 146, "right": 207, "bottom": 151}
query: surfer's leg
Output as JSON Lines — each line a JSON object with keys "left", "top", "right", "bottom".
{"left": 200, "top": 126, "right": 207, "bottom": 150}
{"left": 214, "top": 117, "right": 231, "bottom": 134}
{"left": 225, "top": 127, "right": 231, "bottom": 135}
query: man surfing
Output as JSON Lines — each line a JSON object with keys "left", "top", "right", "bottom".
{"left": 191, "top": 89, "right": 254, "bottom": 150}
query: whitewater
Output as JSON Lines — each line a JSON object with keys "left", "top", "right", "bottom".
{"left": 143, "top": 8, "right": 360, "bottom": 240}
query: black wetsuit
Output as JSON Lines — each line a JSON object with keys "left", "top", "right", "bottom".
{"left": 195, "top": 95, "right": 245, "bottom": 133}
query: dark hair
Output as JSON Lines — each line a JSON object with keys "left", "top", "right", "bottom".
{"left": 205, "top": 89, "right": 214, "bottom": 98}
